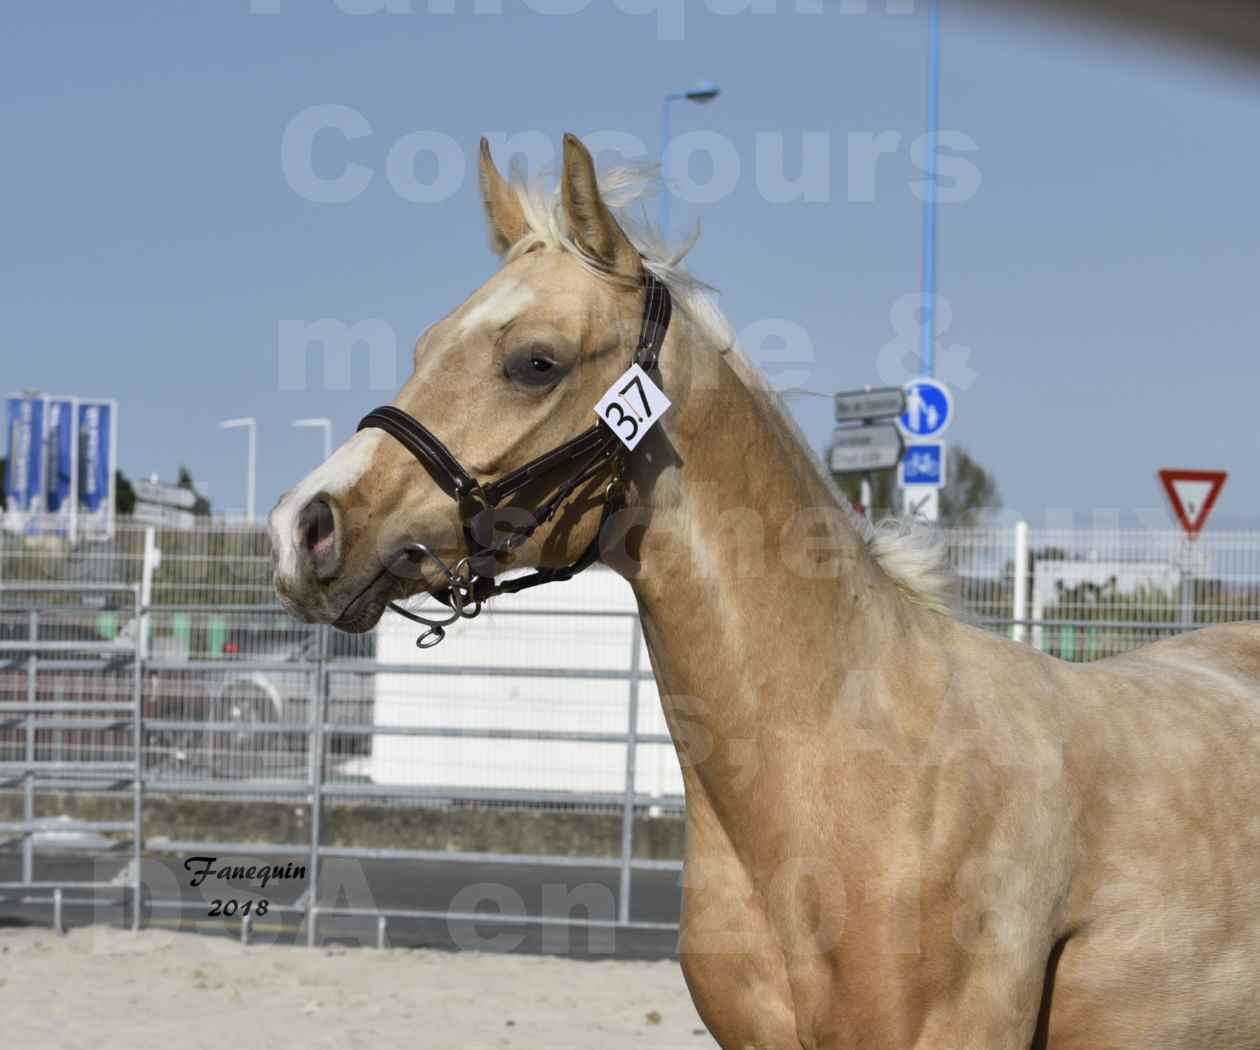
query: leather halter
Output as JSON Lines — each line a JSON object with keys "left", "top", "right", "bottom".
{"left": 356, "top": 267, "right": 672, "bottom": 647}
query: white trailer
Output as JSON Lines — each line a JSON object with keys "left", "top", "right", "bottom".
{"left": 371, "top": 567, "right": 683, "bottom": 801}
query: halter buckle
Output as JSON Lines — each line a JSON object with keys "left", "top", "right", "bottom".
{"left": 603, "top": 454, "right": 627, "bottom": 509}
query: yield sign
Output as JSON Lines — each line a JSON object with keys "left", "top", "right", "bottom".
{"left": 1158, "top": 469, "right": 1227, "bottom": 539}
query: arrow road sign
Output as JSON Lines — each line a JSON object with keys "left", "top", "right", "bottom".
{"left": 899, "top": 378, "right": 953, "bottom": 438}
{"left": 903, "top": 487, "right": 939, "bottom": 523}
{"left": 899, "top": 442, "right": 946, "bottom": 488}
{"left": 1158, "top": 469, "right": 1227, "bottom": 539}
{"left": 134, "top": 501, "right": 197, "bottom": 531}
{"left": 828, "top": 423, "right": 905, "bottom": 474}
{"left": 134, "top": 479, "right": 198, "bottom": 510}
{"left": 834, "top": 387, "right": 906, "bottom": 423}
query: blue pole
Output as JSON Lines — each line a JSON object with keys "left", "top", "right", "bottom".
{"left": 920, "top": 0, "right": 941, "bottom": 378}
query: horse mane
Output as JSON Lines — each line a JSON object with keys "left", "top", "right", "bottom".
{"left": 501, "top": 164, "right": 957, "bottom": 617}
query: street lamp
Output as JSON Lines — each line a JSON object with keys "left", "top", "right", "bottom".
{"left": 219, "top": 417, "right": 257, "bottom": 523}
{"left": 660, "top": 81, "right": 721, "bottom": 238}
{"left": 920, "top": 0, "right": 941, "bottom": 378}
{"left": 292, "top": 417, "right": 333, "bottom": 462}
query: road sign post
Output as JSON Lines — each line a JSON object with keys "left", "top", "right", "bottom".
{"left": 858, "top": 474, "right": 873, "bottom": 521}
{"left": 895, "top": 379, "right": 953, "bottom": 524}
{"left": 1158, "top": 468, "right": 1227, "bottom": 631}
{"left": 834, "top": 387, "right": 906, "bottom": 424}
{"left": 1158, "top": 469, "right": 1227, "bottom": 540}
{"left": 829, "top": 423, "right": 905, "bottom": 474}
{"left": 829, "top": 388, "right": 910, "bottom": 521}
{"left": 134, "top": 480, "right": 198, "bottom": 511}
{"left": 133, "top": 503, "right": 197, "bottom": 530}
{"left": 903, "top": 488, "right": 939, "bottom": 523}
{"left": 134, "top": 476, "right": 203, "bottom": 532}
{"left": 899, "top": 442, "right": 946, "bottom": 488}
{"left": 899, "top": 378, "right": 953, "bottom": 439}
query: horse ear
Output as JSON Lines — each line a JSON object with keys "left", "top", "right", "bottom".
{"left": 478, "top": 137, "right": 529, "bottom": 256}
{"left": 561, "top": 133, "right": 638, "bottom": 276}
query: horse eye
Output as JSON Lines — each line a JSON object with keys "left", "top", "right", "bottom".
{"left": 505, "top": 346, "right": 564, "bottom": 388}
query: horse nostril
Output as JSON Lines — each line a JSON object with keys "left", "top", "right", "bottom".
{"left": 298, "top": 497, "right": 340, "bottom": 581}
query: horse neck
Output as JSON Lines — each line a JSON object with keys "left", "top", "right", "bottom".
{"left": 617, "top": 321, "right": 925, "bottom": 812}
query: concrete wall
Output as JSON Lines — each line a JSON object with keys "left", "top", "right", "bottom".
{"left": 0, "top": 792, "right": 686, "bottom": 860}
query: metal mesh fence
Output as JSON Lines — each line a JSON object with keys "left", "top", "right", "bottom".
{"left": 945, "top": 525, "right": 1017, "bottom": 624}
{"left": 2, "top": 518, "right": 1258, "bottom": 940}
{"left": 1019, "top": 528, "right": 1260, "bottom": 660}
{"left": 3, "top": 518, "right": 1260, "bottom": 803}
{"left": 0, "top": 587, "right": 141, "bottom": 774}
{"left": 0, "top": 519, "right": 275, "bottom": 606}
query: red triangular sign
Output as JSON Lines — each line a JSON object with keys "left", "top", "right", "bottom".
{"left": 1159, "top": 469, "right": 1227, "bottom": 538}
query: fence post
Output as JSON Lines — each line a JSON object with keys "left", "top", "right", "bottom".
{"left": 139, "top": 528, "right": 160, "bottom": 660}
{"left": 1180, "top": 539, "right": 1196, "bottom": 631}
{"left": 23, "top": 610, "right": 37, "bottom": 888}
{"left": 617, "top": 618, "right": 643, "bottom": 927}
{"left": 131, "top": 584, "right": 145, "bottom": 933}
{"left": 305, "top": 623, "right": 330, "bottom": 948}
{"left": 1012, "top": 520, "right": 1030, "bottom": 644}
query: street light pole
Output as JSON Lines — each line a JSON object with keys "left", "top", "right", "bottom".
{"left": 219, "top": 417, "right": 257, "bottom": 523}
{"left": 660, "top": 81, "right": 721, "bottom": 238}
{"left": 292, "top": 417, "right": 333, "bottom": 462}
{"left": 920, "top": 0, "right": 941, "bottom": 379}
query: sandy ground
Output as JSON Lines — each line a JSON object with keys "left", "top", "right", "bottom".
{"left": 0, "top": 927, "right": 715, "bottom": 1050}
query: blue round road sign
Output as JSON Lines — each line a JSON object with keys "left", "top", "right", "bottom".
{"left": 899, "top": 378, "right": 953, "bottom": 438}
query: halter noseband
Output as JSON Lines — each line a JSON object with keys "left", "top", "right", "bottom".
{"left": 356, "top": 267, "right": 672, "bottom": 648}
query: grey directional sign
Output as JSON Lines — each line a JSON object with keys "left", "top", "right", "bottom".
{"left": 828, "top": 423, "right": 905, "bottom": 474}
{"left": 134, "top": 479, "right": 198, "bottom": 510}
{"left": 134, "top": 501, "right": 197, "bottom": 531}
{"left": 834, "top": 386, "right": 906, "bottom": 423}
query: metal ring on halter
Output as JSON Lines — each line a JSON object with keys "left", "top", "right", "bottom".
{"left": 386, "top": 543, "right": 485, "bottom": 648}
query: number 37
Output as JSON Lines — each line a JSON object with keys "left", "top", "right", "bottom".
{"left": 602, "top": 376, "right": 653, "bottom": 440}
{"left": 595, "top": 364, "right": 670, "bottom": 451}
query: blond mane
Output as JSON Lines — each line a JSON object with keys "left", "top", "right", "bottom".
{"left": 500, "top": 164, "right": 956, "bottom": 616}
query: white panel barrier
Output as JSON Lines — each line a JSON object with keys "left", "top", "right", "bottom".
{"left": 372, "top": 567, "right": 681, "bottom": 798}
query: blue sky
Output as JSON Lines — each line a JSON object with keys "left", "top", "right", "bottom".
{"left": 4, "top": 2, "right": 1259, "bottom": 527}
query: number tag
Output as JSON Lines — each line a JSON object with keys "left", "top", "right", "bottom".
{"left": 593, "top": 363, "right": 671, "bottom": 451}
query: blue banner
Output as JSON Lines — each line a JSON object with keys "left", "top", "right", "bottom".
{"left": 77, "top": 400, "right": 115, "bottom": 537}
{"left": 5, "top": 396, "right": 46, "bottom": 524}
{"left": 46, "top": 399, "right": 75, "bottom": 516}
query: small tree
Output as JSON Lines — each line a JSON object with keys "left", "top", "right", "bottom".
{"left": 938, "top": 446, "right": 1000, "bottom": 527}
{"left": 177, "top": 466, "right": 212, "bottom": 517}
{"left": 115, "top": 470, "right": 136, "bottom": 514}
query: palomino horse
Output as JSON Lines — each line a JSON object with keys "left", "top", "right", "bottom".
{"left": 270, "top": 134, "right": 1260, "bottom": 1048}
